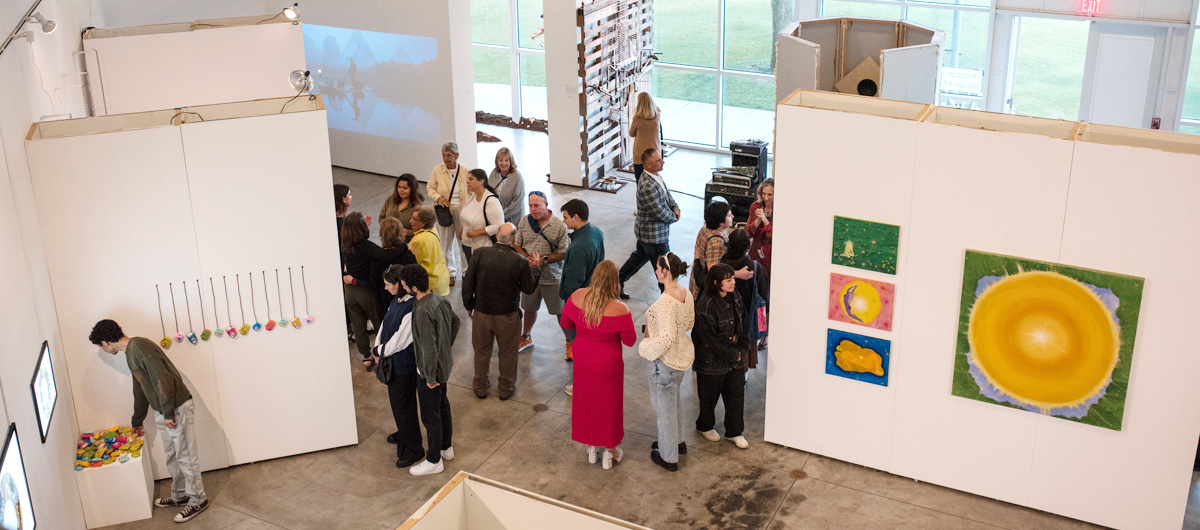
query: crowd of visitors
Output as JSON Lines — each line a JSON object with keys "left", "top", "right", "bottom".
{"left": 328, "top": 140, "right": 773, "bottom": 476}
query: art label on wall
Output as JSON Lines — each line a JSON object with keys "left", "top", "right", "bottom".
{"left": 828, "top": 273, "right": 895, "bottom": 331}
{"left": 0, "top": 424, "right": 35, "bottom": 530}
{"left": 952, "top": 250, "right": 1144, "bottom": 431}
{"left": 30, "top": 342, "right": 56, "bottom": 444}
{"left": 830, "top": 216, "right": 900, "bottom": 274}
{"left": 826, "top": 329, "right": 890, "bottom": 386}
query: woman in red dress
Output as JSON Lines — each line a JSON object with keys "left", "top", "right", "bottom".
{"left": 745, "top": 178, "right": 774, "bottom": 351}
{"left": 560, "top": 260, "right": 636, "bottom": 469}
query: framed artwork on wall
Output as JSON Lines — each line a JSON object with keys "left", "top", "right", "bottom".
{"left": 29, "top": 342, "right": 56, "bottom": 444}
{"left": 827, "top": 272, "right": 895, "bottom": 331}
{"left": 0, "top": 423, "right": 36, "bottom": 530}
{"left": 830, "top": 215, "right": 900, "bottom": 275}
{"left": 952, "top": 250, "right": 1144, "bottom": 431}
{"left": 826, "top": 328, "right": 890, "bottom": 386}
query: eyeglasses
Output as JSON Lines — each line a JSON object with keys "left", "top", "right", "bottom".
{"left": 528, "top": 191, "right": 547, "bottom": 200}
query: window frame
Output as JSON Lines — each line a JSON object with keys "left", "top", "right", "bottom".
{"left": 471, "top": 0, "right": 546, "bottom": 121}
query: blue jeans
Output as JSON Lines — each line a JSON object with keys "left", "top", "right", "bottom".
{"left": 648, "top": 359, "right": 686, "bottom": 463}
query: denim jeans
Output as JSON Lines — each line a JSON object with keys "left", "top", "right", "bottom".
{"left": 648, "top": 359, "right": 686, "bottom": 463}
{"left": 154, "top": 399, "right": 206, "bottom": 506}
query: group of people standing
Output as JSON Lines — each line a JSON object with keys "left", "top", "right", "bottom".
{"left": 334, "top": 111, "right": 775, "bottom": 477}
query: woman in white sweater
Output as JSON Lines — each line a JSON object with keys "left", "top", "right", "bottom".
{"left": 457, "top": 169, "right": 505, "bottom": 262}
{"left": 638, "top": 252, "right": 694, "bottom": 472}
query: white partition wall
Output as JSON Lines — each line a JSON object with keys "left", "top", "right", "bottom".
{"left": 83, "top": 18, "right": 306, "bottom": 116}
{"left": 23, "top": 97, "right": 356, "bottom": 483}
{"left": 766, "top": 90, "right": 1200, "bottom": 530}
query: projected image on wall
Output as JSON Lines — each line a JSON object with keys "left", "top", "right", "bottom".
{"left": 302, "top": 25, "right": 441, "bottom": 143}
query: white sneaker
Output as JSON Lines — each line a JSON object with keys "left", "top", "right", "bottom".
{"left": 602, "top": 447, "right": 623, "bottom": 470}
{"left": 730, "top": 436, "right": 750, "bottom": 449}
{"left": 700, "top": 429, "right": 721, "bottom": 442}
{"left": 440, "top": 447, "right": 455, "bottom": 461}
{"left": 565, "top": 384, "right": 573, "bottom": 396}
{"left": 409, "top": 459, "right": 444, "bottom": 476}
{"left": 587, "top": 445, "right": 598, "bottom": 464}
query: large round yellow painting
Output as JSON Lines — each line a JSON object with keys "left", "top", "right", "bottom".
{"left": 968, "top": 271, "right": 1118, "bottom": 410}
{"left": 953, "top": 250, "right": 1143, "bottom": 431}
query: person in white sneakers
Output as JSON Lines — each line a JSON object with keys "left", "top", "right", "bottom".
{"left": 691, "top": 263, "right": 753, "bottom": 450}
{"left": 514, "top": 190, "right": 570, "bottom": 353}
{"left": 401, "top": 264, "right": 461, "bottom": 476}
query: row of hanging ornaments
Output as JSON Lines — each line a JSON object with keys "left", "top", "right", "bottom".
{"left": 155, "top": 266, "right": 314, "bottom": 348}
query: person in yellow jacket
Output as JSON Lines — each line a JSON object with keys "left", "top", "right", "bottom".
{"left": 408, "top": 206, "right": 451, "bottom": 296}
{"left": 426, "top": 141, "right": 472, "bottom": 286}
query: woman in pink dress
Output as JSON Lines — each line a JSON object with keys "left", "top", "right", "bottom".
{"left": 560, "top": 260, "right": 636, "bottom": 469}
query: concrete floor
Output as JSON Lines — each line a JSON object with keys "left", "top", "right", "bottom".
{"left": 102, "top": 127, "right": 1194, "bottom": 530}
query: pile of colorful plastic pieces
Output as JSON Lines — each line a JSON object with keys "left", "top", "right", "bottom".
{"left": 75, "top": 426, "right": 144, "bottom": 471}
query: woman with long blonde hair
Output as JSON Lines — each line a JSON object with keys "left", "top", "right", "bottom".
{"left": 628, "top": 92, "right": 662, "bottom": 184}
{"left": 559, "top": 260, "right": 636, "bottom": 469}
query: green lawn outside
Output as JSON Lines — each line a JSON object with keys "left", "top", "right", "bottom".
{"left": 1010, "top": 17, "right": 1088, "bottom": 121}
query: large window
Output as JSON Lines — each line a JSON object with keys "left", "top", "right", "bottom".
{"left": 1182, "top": 21, "right": 1200, "bottom": 134}
{"left": 471, "top": 0, "right": 546, "bottom": 120}
{"left": 823, "top": 0, "right": 993, "bottom": 110}
{"left": 653, "top": 0, "right": 782, "bottom": 151}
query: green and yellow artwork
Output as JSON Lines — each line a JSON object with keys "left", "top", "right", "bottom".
{"left": 830, "top": 216, "right": 900, "bottom": 274}
{"left": 952, "top": 250, "right": 1144, "bottom": 431}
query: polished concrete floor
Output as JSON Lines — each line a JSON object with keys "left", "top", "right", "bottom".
{"left": 103, "top": 128, "right": 1196, "bottom": 529}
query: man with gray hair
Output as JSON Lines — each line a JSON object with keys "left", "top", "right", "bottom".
{"left": 462, "top": 223, "right": 537, "bottom": 400}
{"left": 427, "top": 141, "right": 472, "bottom": 285}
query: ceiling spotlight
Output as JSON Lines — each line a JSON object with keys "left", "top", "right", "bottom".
{"left": 282, "top": 4, "right": 300, "bottom": 22}
{"left": 27, "top": 12, "right": 56, "bottom": 34}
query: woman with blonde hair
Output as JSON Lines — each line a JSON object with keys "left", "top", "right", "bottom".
{"left": 488, "top": 147, "right": 526, "bottom": 224}
{"left": 560, "top": 260, "right": 636, "bottom": 469}
{"left": 628, "top": 92, "right": 662, "bottom": 184}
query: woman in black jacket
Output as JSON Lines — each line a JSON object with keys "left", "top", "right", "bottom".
{"left": 692, "top": 263, "right": 753, "bottom": 449}
{"left": 341, "top": 212, "right": 410, "bottom": 370}
{"left": 720, "top": 229, "right": 768, "bottom": 369}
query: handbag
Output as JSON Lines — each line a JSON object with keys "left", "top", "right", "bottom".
{"left": 755, "top": 295, "right": 768, "bottom": 338}
{"left": 482, "top": 194, "right": 499, "bottom": 243}
{"left": 372, "top": 346, "right": 394, "bottom": 385}
{"left": 435, "top": 168, "right": 460, "bottom": 227}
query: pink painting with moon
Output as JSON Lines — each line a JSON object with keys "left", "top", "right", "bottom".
{"left": 828, "top": 272, "right": 895, "bottom": 332}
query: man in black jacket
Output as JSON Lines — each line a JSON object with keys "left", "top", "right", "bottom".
{"left": 463, "top": 223, "right": 537, "bottom": 400}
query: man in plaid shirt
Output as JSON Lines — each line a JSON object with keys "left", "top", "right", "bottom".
{"left": 618, "top": 148, "right": 679, "bottom": 299}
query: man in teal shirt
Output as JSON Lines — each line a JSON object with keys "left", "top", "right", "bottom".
{"left": 90, "top": 319, "right": 208, "bottom": 523}
{"left": 555, "top": 199, "right": 604, "bottom": 363}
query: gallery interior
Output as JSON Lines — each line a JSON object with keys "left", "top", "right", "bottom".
{"left": 1, "top": 0, "right": 1200, "bottom": 529}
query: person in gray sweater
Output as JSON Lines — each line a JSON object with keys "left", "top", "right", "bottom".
{"left": 400, "top": 264, "right": 462, "bottom": 477}
{"left": 487, "top": 147, "right": 526, "bottom": 224}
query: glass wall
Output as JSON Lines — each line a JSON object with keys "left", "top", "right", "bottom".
{"left": 471, "top": 0, "right": 546, "bottom": 120}
{"left": 653, "top": 0, "right": 780, "bottom": 151}
{"left": 1182, "top": 20, "right": 1200, "bottom": 134}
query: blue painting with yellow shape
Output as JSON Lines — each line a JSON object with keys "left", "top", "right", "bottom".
{"left": 826, "top": 329, "right": 891, "bottom": 386}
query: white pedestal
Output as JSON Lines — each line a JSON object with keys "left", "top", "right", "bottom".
{"left": 75, "top": 456, "right": 153, "bottom": 529}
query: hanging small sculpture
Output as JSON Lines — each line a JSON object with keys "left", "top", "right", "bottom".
{"left": 263, "top": 270, "right": 277, "bottom": 331}
{"left": 211, "top": 278, "right": 224, "bottom": 337}
{"left": 250, "top": 272, "right": 262, "bottom": 332}
{"left": 288, "top": 267, "right": 302, "bottom": 328}
{"left": 197, "top": 279, "right": 212, "bottom": 341}
{"left": 236, "top": 274, "right": 251, "bottom": 335}
{"left": 275, "top": 269, "right": 287, "bottom": 331}
{"left": 183, "top": 281, "right": 198, "bottom": 345}
{"left": 222, "top": 276, "right": 237, "bottom": 338}
{"left": 156, "top": 285, "right": 171, "bottom": 349}
{"left": 301, "top": 265, "right": 314, "bottom": 324}
{"left": 169, "top": 282, "right": 184, "bottom": 343}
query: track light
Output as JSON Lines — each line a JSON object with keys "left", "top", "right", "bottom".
{"left": 27, "top": 12, "right": 56, "bottom": 35}
{"left": 282, "top": 4, "right": 300, "bottom": 22}
{"left": 15, "top": 30, "right": 34, "bottom": 44}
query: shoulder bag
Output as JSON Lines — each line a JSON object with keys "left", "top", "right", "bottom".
{"left": 434, "top": 167, "right": 460, "bottom": 227}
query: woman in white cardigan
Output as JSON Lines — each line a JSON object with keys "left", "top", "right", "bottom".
{"left": 638, "top": 252, "right": 694, "bottom": 472}
{"left": 457, "top": 169, "right": 505, "bottom": 263}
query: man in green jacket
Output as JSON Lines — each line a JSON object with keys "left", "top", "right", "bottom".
{"left": 400, "top": 264, "right": 461, "bottom": 477}
{"left": 90, "top": 319, "right": 208, "bottom": 523}
{"left": 557, "top": 199, "right": 604, "bottom": 363}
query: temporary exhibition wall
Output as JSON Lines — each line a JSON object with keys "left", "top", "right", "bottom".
{"left": 766, "top": 90, "right": 1200, "bottom": 530}
{"left": 82, "top": 17, "right": 306, "bottom": 116}
{"left": 23, "top": 97, "right": 357, "bottom": 482}
{"left": 0, "top": 0, "right": 103, "bottom": 528}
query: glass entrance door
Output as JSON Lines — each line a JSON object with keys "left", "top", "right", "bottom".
{"left": 1004, "top": 15, "right": 1090, "bottom": 120}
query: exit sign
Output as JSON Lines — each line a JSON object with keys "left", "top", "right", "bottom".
{"left": 1082, "top": 0, "right": 1101, "bottom": 16}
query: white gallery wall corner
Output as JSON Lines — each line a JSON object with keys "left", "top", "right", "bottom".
{"left": 765, "top": 89, "right": 1200, "bottom": 530}
{"left": 22, "top": 97, "right": 358, "bottom": 498}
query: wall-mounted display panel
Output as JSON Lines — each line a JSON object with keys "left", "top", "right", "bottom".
{"left": 29, "top": 343, "right": 56, "bottom": 444}
{"left": 0, "top": 424, "right": 35, "bottom": 530}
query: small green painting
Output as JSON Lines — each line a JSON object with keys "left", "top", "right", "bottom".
{"left": 830, "top": 216, "right": 900, "bottom": 275}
